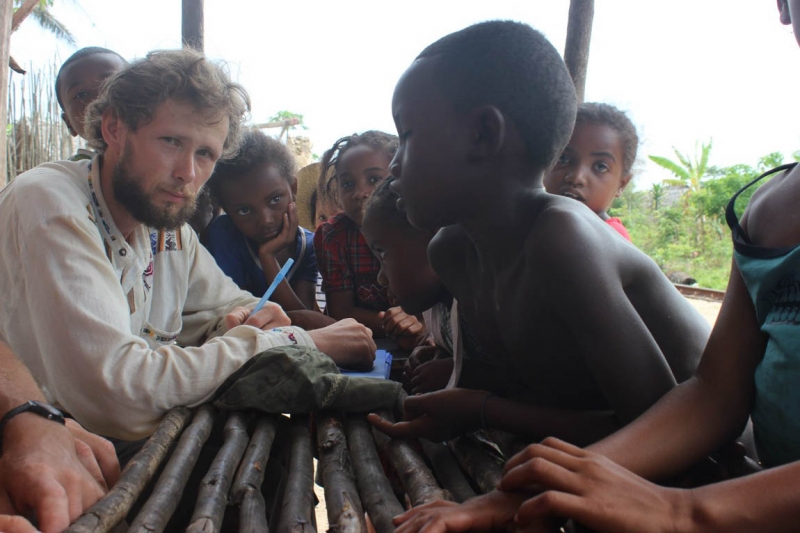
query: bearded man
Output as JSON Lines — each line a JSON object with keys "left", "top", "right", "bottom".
{"left": 0, "top": 49, "right": 374, "bottom": 447}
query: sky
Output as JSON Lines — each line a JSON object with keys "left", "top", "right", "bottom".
{"left": 10, "top": 0, "right": 800, "bottom": 189}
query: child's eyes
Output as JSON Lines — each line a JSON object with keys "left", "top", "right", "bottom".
{"left": 235, "top": 207, "right": 251, "bottom": 216}
{"left": 368, "top": 175, "right": 386, "bottom": 185}
{"left": 557, "top": 153, "right": 570, "bottom": 165}
{"left": 339, "top": 181, "right": 354, "bottom": 191}
{"left": 73, "top": 91, "right": 90, "bottom": 101}
{"left": 594, "top": 162, "right": 610, "bottom": 173}
{"left": 270, "top": 195, "right": 283, "bottom": 205}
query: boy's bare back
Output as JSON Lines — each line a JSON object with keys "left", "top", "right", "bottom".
{"left": 430, "top": 190, "right": 708, "bottom": 425}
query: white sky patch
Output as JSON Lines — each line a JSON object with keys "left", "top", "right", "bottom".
{"left": 11, "top": 0, "right": 800, "bottom": 189}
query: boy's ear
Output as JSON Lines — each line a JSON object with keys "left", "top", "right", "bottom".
{"left": 61, "top": 112, "right": 78, "bottom": 137}
{"left": 616, "top": 174, "right": 633, "bottom": 197}
{"left": 467, "top": 106, "right": 506, "bottom": 161}
{"left": 291, "top": 179, "right": 298, "bottom": 200}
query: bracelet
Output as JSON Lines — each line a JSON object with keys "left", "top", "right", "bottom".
{"left": 479, "top": 392, "right": 493, "bottom": 430}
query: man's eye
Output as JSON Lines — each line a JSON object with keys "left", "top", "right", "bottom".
{"left": 236, "top": 207, "right": 251, "bottom": 216}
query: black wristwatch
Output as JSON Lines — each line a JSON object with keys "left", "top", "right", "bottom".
{"left": 0, "top": 401, "right": 65, "bottom": 454}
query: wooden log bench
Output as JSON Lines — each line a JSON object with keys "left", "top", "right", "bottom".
{"left": 65, "top": 405, "right": 508, "bottom": 533}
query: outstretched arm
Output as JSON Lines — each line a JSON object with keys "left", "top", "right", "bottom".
{"left": 0, "top": 342, "right": 120, "bottom": 533}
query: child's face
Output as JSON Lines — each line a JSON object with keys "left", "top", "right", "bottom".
{"left": 336, "top": 145, "right": 391, "bottom": 226}
{"left": 362, "top": 214, "right": 442, "bottom": 315}
{"left": 544, "top": 122, "right": 631, "bottom": 216}
{"left": 220, "top": 163, "right": 296, "bottom": 244}
{"left": 390, "top": 59, "right": 471, "bottom": 231}
{"left": 59, "top": 53, "right": 126, "bottom": 139}
{"left": 314, "top": 195, "right": 340, "bottom": 229}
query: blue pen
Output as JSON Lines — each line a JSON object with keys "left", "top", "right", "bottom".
{"left": 252, "top": 258, "right": 294, "bottom": 314}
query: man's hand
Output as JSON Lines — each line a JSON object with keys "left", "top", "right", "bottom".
{"left": 0, "top": 415, "right": 120, "bottom": 533}
{"left": 257, "top": 203, "right": 298, "bottom": 260}
{"left": 393, "top": 490, "right": 525, "bottom": 533}
{"left": 379, "top": 307, "right": 427, "bottom": 351}
{"left": 308, "top": 318, "right": 376, "bottom": 371}
{"left": 368, "top": 388, "right": 486, "bottom": 442}
{"left": 499, "top": 438, "right": 690, "bottom": 532}
{"left": 224, "top": 302, "right": 292, "bottom": 331}
{"left": 0, "top": 515, "right": 39, "bottom": 533}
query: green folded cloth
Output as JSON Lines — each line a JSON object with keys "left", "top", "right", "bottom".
{"left": 214, "top": 345, "right": 402, "bottom": 413}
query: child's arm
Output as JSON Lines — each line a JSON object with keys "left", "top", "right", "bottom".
{"left": 325, "top": 290, "right": 385, "bottom": 335}
{"left": 369, "top": 388, "right": 618, "bottom": 444}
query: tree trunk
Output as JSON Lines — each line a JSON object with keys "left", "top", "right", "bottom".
{"left": 182, "top": 0, "right": 204, "bottom": 52}
{"left": 0, "top": 0, "right": 11, "bottom": 188}
{"left": 564, "top": 0, "right": 594, "bottom": 104}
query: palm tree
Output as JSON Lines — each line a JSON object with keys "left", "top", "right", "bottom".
{"left": 649, "top": 141, "right": 713, "bottom": 251}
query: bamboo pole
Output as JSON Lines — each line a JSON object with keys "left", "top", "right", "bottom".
{"left": 127, "top": 405, "right": 216, "bottom": 532}
{"left": 0, "top": 0, "right": 11, "bottom": 188}
{"left": 370, "top": 410, "right": 449, "bottom": 507}
{"left": 66, "top": 408, "right": 193, "bottom": 533}
{"left": 448, "top": 434, "right": 505, "bottom": 494}
{"left": 344, "top": 415, "right": 404, "bottom": 533}
{"left": 276, "top": 415, "right": 316, "bottom": 533}
{"left": 186, "top": 412, "right": 251, "bottom": 533}
{"left": 564, "top": 0, "right": 595, "bottom": 104}
{"left": 418, "top": 440, "right": 476, "bottom": 504}
{"left": 316, "top": 413, "right": 366, "bottom": 533}
{"left": 181, "top": 0, "right": 204, "bottom": 51}
{"left": 231, "top": 415, "right": 277, "bottom": 532}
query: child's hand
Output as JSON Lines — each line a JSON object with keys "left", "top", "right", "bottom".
{"left": 257, "top": 202, "right": 298, "bottom": 260}
{"left": 498, "top": 438, "right": 688, "bottom": 532}
{"left": 391, "top": 489, "right": 526, "bottom": 533}
{"left": 409, "top": 358, "right": 454, "bottom": 394}
{"left": 405, "top": 345, "right": 439, "bottom": 375}
{"left": 379, "top": 307, "right": 427, "bottom": 351}
{"left": 368, "top": 388, "right": 486, "bottom": 442}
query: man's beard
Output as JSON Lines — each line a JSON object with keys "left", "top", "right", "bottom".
{"left": 112, "top": 152, "right": 197, "bottom": 230}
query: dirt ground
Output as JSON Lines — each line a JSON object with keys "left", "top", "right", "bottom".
{"left": 688, "top": 297, "right": 722, "bottom": 327}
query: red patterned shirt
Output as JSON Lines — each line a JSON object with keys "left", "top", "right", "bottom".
{"left": 313, "top": 213, "right": 391, "bottom": 311}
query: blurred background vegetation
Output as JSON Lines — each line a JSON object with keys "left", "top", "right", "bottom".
{"left": 612, "top": 146, "right": 796, "bottom": 289}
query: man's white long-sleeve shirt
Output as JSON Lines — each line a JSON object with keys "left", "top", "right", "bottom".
{"left": 0, "top": 158, "right": 315, "bottom": 439}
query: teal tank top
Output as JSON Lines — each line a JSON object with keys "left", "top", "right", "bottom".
{"left": 726, "top": 163, "right": 800, "bottom": 467}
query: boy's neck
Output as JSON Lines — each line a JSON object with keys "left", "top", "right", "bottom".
{"left": 458, "top": 177, "right": 547, "bottom": 266}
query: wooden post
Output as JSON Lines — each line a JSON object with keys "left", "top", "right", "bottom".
{"left": 0, "top": 0, "right": 11, "bottom": 187}
{"left": 182, "top": 0, "right": 204, "bottom": 52}
{"left": 564, "top": 0, "right": 594, "bottom": 104}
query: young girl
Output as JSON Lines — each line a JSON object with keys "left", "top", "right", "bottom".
{"left": 391, "top": 3, "right": 800, "bottom": 531}
{"left": 205, "top": 128, "right": 318, "bottom": 312}
{"left": 314, "top": 131, "right": 426, "bottom": 348}
{"left": 545, "top": 102, "right": 637, "bottom": 241}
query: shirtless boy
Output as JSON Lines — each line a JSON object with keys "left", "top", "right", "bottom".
{"left": 370, "top": 21, "right": 709, "bottom": 445}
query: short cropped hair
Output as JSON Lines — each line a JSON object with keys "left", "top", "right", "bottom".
{"left": 364, "top": 176, "right": 410, "bottom": 231}
{"left": 319, "top": 130, "right": 398, "bottom": 197}
{"left": 85, "top": 48, "right": 251, "bottom": 158}
{"left": 207, "top": 127, "right": 297, "bottom": 205}
{"left": 55, "top": 46, "right": 127, "bottom": 111}
{"left": 576, "top": 103, "right": 639, "bottom": 176}
{"left": 417, "top": 20, "right": 577, "bottom": 170}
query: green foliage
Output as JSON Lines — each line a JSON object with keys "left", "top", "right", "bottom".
{"left": 268, "top": 110, "right": 308, "bottom": 131}
{"left": 13, "top": 0, "right": 76, "bottom": 46}
{"left": 612, "top": 148, "right": 788, "bottom": 290}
